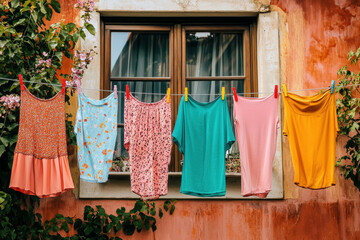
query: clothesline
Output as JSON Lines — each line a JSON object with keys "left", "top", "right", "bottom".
{"left": 0, "top": 76, "right": 359, "bottom": 97}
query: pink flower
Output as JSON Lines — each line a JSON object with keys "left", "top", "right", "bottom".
{"left": 42, "top": 52, "right": 48, "bottom": 57}
{"left": 79, "top": 53, "right": 86, "bottom": 61}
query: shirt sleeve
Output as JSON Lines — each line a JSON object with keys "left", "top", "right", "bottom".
{"left": 172, "top": 96, "right": 185, "bottom": 154}
{"left": 225, "top": 98, "right": 236, "bottom": 151}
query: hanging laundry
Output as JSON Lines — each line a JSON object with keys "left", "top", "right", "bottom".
{"left": 283, "top": 89, "right": 339, "bottom": 189}
{"left": 172, "top": 95, "right": 235, "bottom": 197}
{"left": 124, "top": 93, "right": 172, "bottom": 199}
{"left": 74, "top": 91, "right": 118, "bottom": 183}
{"left": 9, "top": 84, "right": 74, "bottom": 198}
{"left": 233, "top": 94, "right": 279, "bottom": 198}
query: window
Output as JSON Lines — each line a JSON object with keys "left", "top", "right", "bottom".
{"left": 79, "top": 16, "right": 283, "bottom": 199}
{"left": 102, "top": 19, "right": 258, "bottom": 174}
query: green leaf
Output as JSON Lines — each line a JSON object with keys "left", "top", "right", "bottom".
{"left": 79, "top": 29, "right": 86, "bottom": 40}
{"left": 60, "top": 221, "right": 69, "bottom": 233}
{"left": 144, "top": 219, "right": 150, "bottom": 230}
{"left": 122, "top": 221, "right": 135, "bottom": 235}
{"left": 0, "top": 145, "right": 5, "bottom": 157}
{"left": 74, "top": 219, "right": 82, "bottom": 229}
{"left": 0, "top": 40, "right": 9, "bottom": 48}
{"left": 45, "top": 4, "right": 53, "bottom": 21}
{"left": 40, "top": 4, "right": 46, "bottom": 14}
{"left": 84, "top": 225, "right": 93, "bottom": 235}
{"left": 151, "top": 223, "right": 157, "bottom": 232}
{"left": 31, "top": 12, "right": 37, "bottom": 23}
{"left": 159, "top": 208, "right": 163, "bottom": 218}
{"left": 150, "top": 208, "right": 156, "bottom": 216}
{"left": 85, "top": 23, "right": 96, "bottom": 36}
{"left": 48, "top": 41, "right": 58, "bottom": 49}
{"left": 0, "top": 137, "right": 10, "bottom": 147}
{"left": 170, "top": 204, "right": 175, "bottom": 215}
{"left": 14, "top": 18, "right": 26, "bottom": 26}
{"left": 66, "top": 23, "right": 76, "bottom": 32}
{"left": 10, "top": 0, "right": 20, "bottom": 8}
{"left": 50, "top": 0, "right": 61, "bottom": 13}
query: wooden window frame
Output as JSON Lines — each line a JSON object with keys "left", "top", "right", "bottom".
{"left": 101, "top": 18, "right": 258, "bottom": 173}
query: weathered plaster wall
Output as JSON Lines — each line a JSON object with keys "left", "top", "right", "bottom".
{"left": 37, "top": 0, "right": 360, "bottom": 239}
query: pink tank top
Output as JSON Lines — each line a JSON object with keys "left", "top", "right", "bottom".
{"left": 233, "top": 94, "right": 279, "bottom": 198}
{"left": 124, "top": 94, "right": 172, "bottom": 199}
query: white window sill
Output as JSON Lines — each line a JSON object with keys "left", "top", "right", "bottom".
{"left": 79, "top": 171, "right": 283, "bottom": 199}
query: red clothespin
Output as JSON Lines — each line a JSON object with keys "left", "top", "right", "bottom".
{"left": 62, "top": 78, "right": 66, "bottom": 94}
{"left": 232, "top": 87, "right": 238, "bottom": 102}
{"left": 18, "top": 74, "right": 24, "bottom": 90}
{"left": 274, "top": 85, "right": 278, "bottom": 98}
{"left": 126, "top": 85, "right": 130, "bottom": 99}
{"left": 114, "top": 85, "right": 117, "bottom": 99}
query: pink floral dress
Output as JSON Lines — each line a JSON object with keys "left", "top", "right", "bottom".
{"left": 124, "top": 94, "right": 172, "bottom": 199}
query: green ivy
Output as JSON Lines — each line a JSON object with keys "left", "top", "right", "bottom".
{"left": 0, "top": 1, "right": 176, "bottom": 239}
{"left": 336, "top": 46, "right": 360, "bottom": 190}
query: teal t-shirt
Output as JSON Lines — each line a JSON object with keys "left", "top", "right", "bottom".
{"left": 172, "top": 95, "right": 235, "bottom": 197}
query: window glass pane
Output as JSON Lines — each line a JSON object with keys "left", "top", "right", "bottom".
{"left": 111, "top": 32, "right": 169, "bottom": 78}
{"left": 111, "top": 81, "right": 169, "bottom": 173}
{"left": 186, "top": 32, "right": 244, "bottom": 77}
{"left": 112, "top": 127, "right": 129, "bottom": 172}
{"left": 187, "top": 80, "right": 243, "bottom": 173}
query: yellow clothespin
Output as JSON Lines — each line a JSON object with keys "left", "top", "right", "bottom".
{"left": 185, "top": 87, "right": 188, "bottom": 102}
{"left": 167, "top": 88, "right": 170, "bottom": 103}
{"left": 282, "top": 84, "right": 288, "bottom": 97}
{"left": 221, "top": 87, "right": 225, "bottom": 100}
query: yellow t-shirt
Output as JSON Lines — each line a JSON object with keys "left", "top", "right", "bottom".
{"left": 283, "top": 90, "right": 339, "bottom": 189}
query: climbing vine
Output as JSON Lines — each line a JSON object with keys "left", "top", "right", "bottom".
{"left": 336, "top": 46, "right": 360, "bottom": 191}
{"left": 0, "top": 1, "right": 176, "bottom": 239}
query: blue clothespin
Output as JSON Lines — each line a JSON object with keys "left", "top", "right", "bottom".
{"left": 331, "top": 80, "right": 335, "bottom": 94}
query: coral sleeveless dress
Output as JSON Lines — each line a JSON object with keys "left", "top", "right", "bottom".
{"left": 9, "top": 86, "right": 74, "bottom": 198}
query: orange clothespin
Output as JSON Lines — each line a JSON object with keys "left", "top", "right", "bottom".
{"left": 274, "top": 85, "right": 278, "bottom": 98}
{"left": 62, "top": 78, "right": 66, "bottom": 94}
{"left": 282, "top": 84, "right": 287, "bottom": 97}
{"left": 18, "top": 74, "right": 24, "bottom": 90}
{"left": 221, "top": 87, "right": 225, "bottom": 100}
{"left": 232, "top": 87, "right": 238, "bottom": 102}
{"left": 167, "top": 88, "right": 170, "bottom": 103}
{"left": 185, "top": 87, "right": 188, "bottom": 102}
{"left": 126, "top": 85, "right": 130, "bottom": 99}
{"left": 114, "top": 85, "right": 117, "bottom": 99}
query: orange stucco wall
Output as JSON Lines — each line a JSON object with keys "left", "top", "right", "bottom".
{"left": 37, "top": 1, "right": 360, "bottom": 239}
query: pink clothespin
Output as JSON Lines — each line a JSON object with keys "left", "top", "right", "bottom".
{"left": 114, "top": 85, "right": 117, "bottom": 99}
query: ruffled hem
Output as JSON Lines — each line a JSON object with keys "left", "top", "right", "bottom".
{"left": 9, "top": 153, "right": 74, "bottom": 198}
